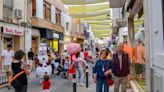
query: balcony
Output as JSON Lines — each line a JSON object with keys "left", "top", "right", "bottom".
{"left": 31, "top": 17, "right": 64, "bottom": 33}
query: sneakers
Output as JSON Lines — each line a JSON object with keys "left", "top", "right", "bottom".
{"left": 77, "top": 83, "right": 80, "bottom": 85}
{"left": 80, "top": 83, "right": 85, "bottom": 86}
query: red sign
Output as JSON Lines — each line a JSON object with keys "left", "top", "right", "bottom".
{"left": 4, "top": 27, "right": 24, "bottom": 36}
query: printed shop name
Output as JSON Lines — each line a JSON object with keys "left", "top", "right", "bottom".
{"left": 4, "top": 27, "right": 23, "bottom": 36}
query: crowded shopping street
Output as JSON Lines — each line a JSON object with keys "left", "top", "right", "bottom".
{"left": 0, "top": 0, "right": 163, "bottom": 92}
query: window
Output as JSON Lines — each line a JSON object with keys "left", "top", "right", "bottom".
{"left": 56, "top": 8, "right": 61, "bottom": 24}
{"left": 32, "top": 0, "right": 36, "bottom": 16}
{"left": 3, "top": 0, "right": 13, "bottom": 20}
{"left": 66, "top": 22, "right": 69, "bottom": 30}
{"left": 44, "top": 1, "right": 51, "bottom": 20}
{"left": 3, "top": 0, "right": 13, "bottom": 8}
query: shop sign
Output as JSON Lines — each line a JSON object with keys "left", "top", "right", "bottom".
{"left": 3, "top": 27, "right": 23, "bottom": 36}
{"left": 53, "top": 33, "right": 59, "bottom": 39}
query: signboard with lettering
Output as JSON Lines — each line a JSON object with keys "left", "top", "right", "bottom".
{"left": 3, "top": 26, "right": 24, "bottom": 36}
{"left": 53, "top": 33, "right": 59, "bottom": 39}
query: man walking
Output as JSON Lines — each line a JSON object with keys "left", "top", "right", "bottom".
{"left": 113, "top": 43, "right": 130, "bottom": 92}
{"left": 28, "top": 48, "right": 34, "bottom": 61}
{"left": 133, "top": 40, "right": 145, "bottom": 81}
{"left": 1, "top": 44, "right": 14, "bottom": 89}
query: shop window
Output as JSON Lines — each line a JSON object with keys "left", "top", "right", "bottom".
{"left": 32, "top": 0, "right": 36, "bottom": 16}
{"left": 56, "top": 8, "right": 61, "bottom": 24}
{"left": 44, "top": 1, "right": 51, "bottom": 20}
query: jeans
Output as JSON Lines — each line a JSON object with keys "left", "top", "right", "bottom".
{"left": 15, "top": 85, "right": 27, "bottom": 92}
{"left": 51, "top": 64, "right": 55, "bottom": 74}
{"left": 96, "top": 78, "right": 109, "bottom": 92}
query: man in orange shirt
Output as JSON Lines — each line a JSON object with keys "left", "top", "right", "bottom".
{"left": 123, "top": 41, "right": 133, "bottom": 88}
{"left": 133, "top": 40, "right": 145, "bottom": 81}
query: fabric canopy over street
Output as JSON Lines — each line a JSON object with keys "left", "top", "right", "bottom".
{"left": 62, "top": 1, "right": 111, "bottom": 38}
{"left": 61, "top": 0, "right": 109, "bottom": 5}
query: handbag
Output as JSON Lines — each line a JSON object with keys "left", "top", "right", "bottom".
{"left": 107, "top": 78, "right": 113, "bottom": 86}
{"left": 11, "top": 70, "right": 23, "bottom": 88}
{"left": 11, "top": 79, "right": 21, "bottom": 88}
{"left": 105, "top": 61, "right": 113, "bottom": 86}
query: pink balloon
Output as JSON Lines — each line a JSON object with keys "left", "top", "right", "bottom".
{"left": 66, "top": 43, "right": 81, "bottom": 54}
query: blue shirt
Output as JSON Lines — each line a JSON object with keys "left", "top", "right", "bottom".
{"left": 94, "top": 59, "right": 113, "bottom": 79}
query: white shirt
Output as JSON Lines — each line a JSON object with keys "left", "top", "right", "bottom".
{"left": 80, "top": 52, "right": 84, "bottom": 59}
{"left": 88, "top": 50, "right": 92, "bottom": 56}
{"left": 2, "top": 49, "right": 14, "bottom": 65}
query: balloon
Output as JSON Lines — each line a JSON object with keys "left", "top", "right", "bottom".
{"left": 66, "top": 43, "right": 81, "bottom": 54}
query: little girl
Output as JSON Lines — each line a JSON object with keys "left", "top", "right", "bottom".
{"left": 64, "top": 57, "right": 69, "bottom": 79}
{"left": 42, "top": 73, "right": 51, "bottom": 92}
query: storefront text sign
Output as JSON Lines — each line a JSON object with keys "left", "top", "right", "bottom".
{"left": 53, "top": 33, "right": 59, "bottom": 39}
{"left": 3, "top": 27, "right": 24, "bottom": 36}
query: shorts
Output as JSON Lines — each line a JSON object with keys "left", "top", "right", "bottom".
{"left": 135, "top": 64, "right": 143, "bottom": 74}
{"left": 42, "top": 89, "right": 50, "bottom": 92}
{"left": 4, "top": 65, "right": 12, "bottom": 72}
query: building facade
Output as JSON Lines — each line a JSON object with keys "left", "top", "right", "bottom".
{"left": 31, "top": 0, "right": 64, "bottom": 54}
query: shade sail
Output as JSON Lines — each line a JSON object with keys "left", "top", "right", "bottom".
{"left": 62, "top": 0, "right": 111, "bottom": 38}
{"left": 68, "top": 2, "right": 109, "bottom": 14}
{"left": 70, "top": 9, "right": 110, "bottom": 18}
{"left": 61, "top": 0, "right": 109, "bottom": 5}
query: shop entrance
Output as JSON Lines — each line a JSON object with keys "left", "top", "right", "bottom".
{"left": 32, "top": 37, "right": 39, "bottom": 55}
{"left": 2, "top": 35, "right": 14, "bottom": 50}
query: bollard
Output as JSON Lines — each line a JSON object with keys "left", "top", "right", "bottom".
{"left": 86, "top": 66, "right": 89, "bottom": 88}
{"left": 72, "top": 74, "right": 76, "bottom": 92}
{"left": 0, "top": 77, "right": 1, "bottom": 84}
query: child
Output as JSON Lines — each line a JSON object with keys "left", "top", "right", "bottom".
{"left": 64, "top": 57, "right": 69, "bottom": 79}
{"left": 26, "top": 59, "right": 33, "bottom": 73}
{"left": 42, "top": 73, "right": 51, "bottom": 92}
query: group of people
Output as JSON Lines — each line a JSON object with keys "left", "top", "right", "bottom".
{"left": 0, "top": 40, "right": 145, "bottom": 92}
{"left": 93, "top": 40, "right": 145, "bottom": 92}
{"left": 0, "top": 44, "right": 57, "bottom": 92}
{"left": 0, "top": 44, "right": 30, "bottom": 92}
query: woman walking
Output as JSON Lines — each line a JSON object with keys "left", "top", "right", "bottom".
{"left": 74, "top": 52, "right": 88, "bottom": 86}
{"left": 11, "top": 50, "right": 29, "bottom": 92}
{"left": 93, "top": 50, "right": 113, "bottom": 92}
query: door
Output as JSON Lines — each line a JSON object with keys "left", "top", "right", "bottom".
{"left": 148, "top": 0, "right": 164, "bottom": 91}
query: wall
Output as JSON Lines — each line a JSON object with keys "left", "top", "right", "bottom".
{"left": 13, "top": 0, "right": 26, "bottom": 23}
{"left": 111, "top": 8, "right": 122, "bottom": 26}
{"left": 145, "top": 0, "right": 164, "bottom": 91}
{"left": 0, "top": 0, "right": 3, "bottom": 20}
{"left": 51, "top": 5, "right": 56, "bottom": 23}
{"left": 61, "top": 11, "right": 72, "bottom": 35}
{"left": 25, "top": 28, "right": 32, "bottom": 54}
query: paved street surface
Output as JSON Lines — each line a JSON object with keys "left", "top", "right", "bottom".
{"left": 0, "top": 64, "right": 134, "bottom": 92}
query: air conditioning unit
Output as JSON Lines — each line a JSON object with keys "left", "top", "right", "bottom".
{"left": 15, "top": 9, "right": 23, "bottom": 19}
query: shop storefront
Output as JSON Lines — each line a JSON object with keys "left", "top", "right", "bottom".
{"left": 32, "top": 28, "right": 40, "bottom": 55}
{"left": 1, "top": 25, "right": 24, "bottom": 52}
{"left": 40, "top": 29, "right": 63, "bottom": 53}
{"left": 40, "top": 29, "right": 53, "bottom": 50}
